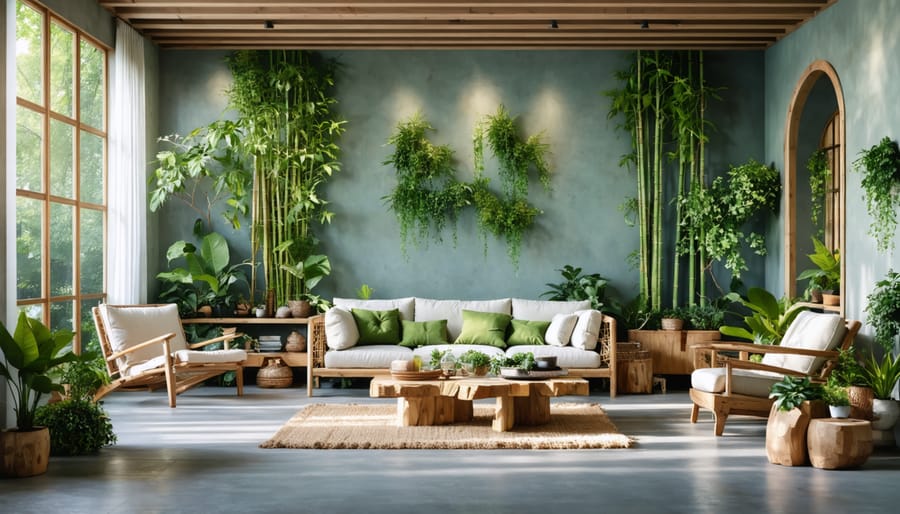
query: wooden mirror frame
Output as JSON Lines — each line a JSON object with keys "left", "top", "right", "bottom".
{"left": 783, "top": 60, "right": 845, "bottom": 315}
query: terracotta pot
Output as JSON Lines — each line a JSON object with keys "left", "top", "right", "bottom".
{"left": 821, "top": 293, "right": 840, "bottom": 306}
{"left": 196, "top": 305, "right": 213, "bottom": 317}
{"left": 809, "top": 289, "right": 823, "bottom": 304}
{"left": 1, "top": 427, "right": 50, "bottom": 478}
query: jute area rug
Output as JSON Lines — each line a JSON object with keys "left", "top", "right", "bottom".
{"left": 260, "top": 402, "right": 632, "bottom": 450}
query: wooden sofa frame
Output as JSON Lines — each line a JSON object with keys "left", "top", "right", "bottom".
{"left": 306, "top": 314, "right": 618, "bottom": 397}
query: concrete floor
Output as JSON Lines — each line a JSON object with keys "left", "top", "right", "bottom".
{"left": 2, "top": 381, "right": 899, "bottom": 514}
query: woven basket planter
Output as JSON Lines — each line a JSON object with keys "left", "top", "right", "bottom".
{"left": 257, "top": 358, "right": 293, "bottom": 388}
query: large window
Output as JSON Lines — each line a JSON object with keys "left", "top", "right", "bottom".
{"left": 15, "top": 0, "right": 108, "bottom": 351}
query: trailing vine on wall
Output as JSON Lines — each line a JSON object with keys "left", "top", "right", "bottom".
{"left": 384, "top": 106, "right": 551, "bottom": 268}
{"left": 853, "top": 136, "right": 900, "bottom": 254}
{"left": 383, "top": 113, "right": 471, "bottom": 254}
{"left": 806, "top": 149, "right": 830, "bottom": 236}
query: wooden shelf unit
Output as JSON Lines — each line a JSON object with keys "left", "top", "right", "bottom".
{"left": 796, "top": 302, "right": 841, "bottom": 313}
{"left": 180, "top": 317, "right": 310, "bottom": 368}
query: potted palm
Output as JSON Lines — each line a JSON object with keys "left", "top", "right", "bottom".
{"left": 0, "top": 312, "right": 79, "bottom": 477}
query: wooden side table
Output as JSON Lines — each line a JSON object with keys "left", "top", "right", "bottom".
{"left": 807, "top": 418, "right": 873, "bottom": 469}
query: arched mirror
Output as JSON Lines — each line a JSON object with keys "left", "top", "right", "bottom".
{"left": 784, "top": 60, "right": 845, "bottom": 315}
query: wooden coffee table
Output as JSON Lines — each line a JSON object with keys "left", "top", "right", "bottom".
{"left": 369, "top": 376, "right": 589, "bottom": 432}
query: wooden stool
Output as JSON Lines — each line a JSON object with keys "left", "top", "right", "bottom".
{"left": 617, "top": 348, "right": 653, "bottom": 393}
{"left": 807, "top": 418, "right": 873, "bottom": 469}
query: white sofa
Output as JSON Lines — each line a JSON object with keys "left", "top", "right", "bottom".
{"left": 306, "top": 297, "right": 617, "bottom": 397}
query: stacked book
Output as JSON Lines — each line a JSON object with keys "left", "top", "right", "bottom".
{"left": 258, "top": 335, "right": 283, "bottom": 352}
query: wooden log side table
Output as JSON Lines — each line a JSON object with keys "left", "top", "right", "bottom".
{"left": 807, "top": 418, "right": 873, "bottom": 469}
{"left": 369, "top": 376, "right": 589, "bottom": 432}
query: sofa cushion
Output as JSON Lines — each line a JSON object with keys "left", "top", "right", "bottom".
{"left": 415, "top": 298, "right": 511, "bottom": 341}
{"left": 324, "top": 345, "right": 413, "bottom": 368}
{"left": 324, "top": 307, "right": 359, "bottom": 350}
{"left": 411, "top": 344, "right": 506, "bottom": 363}
{"left": 99, "top": 304, "right": 188, "bottom": 374}
{"left": 333, "top": 297, "right": 415, "bottom": 321}
{"left": 505, "top": 345, "right": 604, "bottom": 368}
{"left": 352, "top": 308, "right": 401, "bottom": 345}
{"left": 570, "top": 310, "right": 603, "bottom": 350}
{"left": 454, "top": 310, "right": 513, "bottom": 348}
{"left": 511, "top": 298, "right": 591, "bottom": 321}
{"left": 506, "top": 319, "right": 551, "bottom": 346}
{"left": 691, "top": 367, "right": 784, "bottom": 397}
{"left": 399, "top": 319, "right": 449, "bottom": 348}
{"left": 761, "top": 311, "right": 846, "bottom": 375}
{"left": 545, "top": 312, "right": 578, "bottom": 346}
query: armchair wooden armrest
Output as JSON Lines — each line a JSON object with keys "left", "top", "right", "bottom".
{"left": 706, "top": 342, "right": 839, "bottom": 358}
{"left": 106, "top": 332, "right": 176, "bottom": 363}
{"left": 722, "top": 353, "right": 835, "bottom": 395}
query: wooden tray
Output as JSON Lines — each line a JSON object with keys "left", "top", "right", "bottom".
{"left": 390, "top": 370, "right": 443, "bottom": 381}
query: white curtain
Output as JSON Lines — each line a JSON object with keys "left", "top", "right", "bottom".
{"left": 107, "top": 20, "right": 146, "bottom": 304}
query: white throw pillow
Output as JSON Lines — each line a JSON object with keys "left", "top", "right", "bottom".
{"left": 511, "top": 298, "right": 591, "bottom": 321}
{"left": 545, "top": 313, "right": 578, "bottom": 347}
{"left": 324, "top": 307, "right": 360, "bottom": 350}
{"left": 570, "top": 309, "right": 603, "bottom": 350}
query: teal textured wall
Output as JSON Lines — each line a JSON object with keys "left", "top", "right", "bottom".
{"left": 154, "top": 50, "right": 765, "bottom": 305}
{"left": 765, "top": 0, "right": 900, "bottom": 339}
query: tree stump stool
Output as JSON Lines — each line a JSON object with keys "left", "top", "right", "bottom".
{"left": 617, "top": 348, "right": 653, "bottom": 394}
{"left": 807, "top": 418, "right": 873, "bottom": 469}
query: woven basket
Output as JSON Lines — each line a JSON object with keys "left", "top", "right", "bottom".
{"left": 257, "top": 358, "right": 293, "bottom": 388}
{"left": 660, "top": 317, "right": 684, "bottom": 331}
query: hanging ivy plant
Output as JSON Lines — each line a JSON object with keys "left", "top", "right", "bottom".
{"left": 383, "top": 113, "right": 471, "bottom": 254}
{"left": 472, "top": 105, "right": 551, "bottom": 268}
{"left": 853, "top": 136, "right": 900, "bottom": 254}
{"left": 806, "top": 149, "right": 830, "bottom": 236}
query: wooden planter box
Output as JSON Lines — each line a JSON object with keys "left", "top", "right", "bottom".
{"left": 628, "top": 329, "right": 721, "bottom": 375}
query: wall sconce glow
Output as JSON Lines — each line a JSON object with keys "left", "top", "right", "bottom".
{"left": 531, "top": 88, "right": 564, "bottom": 133}
{"left": 391, "top": 87, "right": 424, "bottom": 121}
{"left": 461, "top": 80, "right": 501, "bottom": 120}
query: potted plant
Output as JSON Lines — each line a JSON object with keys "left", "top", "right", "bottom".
{"left": 865, "top": 269, "right": 900, "bottom": 353}
{"left": 660, "top": 307, "right": 686, "bottom": 331}
{"left": 821, "top": 382, "right": 851, "bottom": 418}
{"left": 490, "top": 352, "right": 537, "bottom": 376}
{"left": 829, "top": 346, "right": 873, "bottom": 419}
{"left": 720, "top": 287, "right": 807, "bottom": 346}
{"left": 765, "top": 375, "right": 827, "bottom": 466}
{"left": 853, "top": 136, "right": 900, "bottom": 254}
{"left": 458, "top": 350, "right": 491, "bottom": 376}
{"left": 281, "top": 253, "right": 333, "bottom": 316}
{"left": 796, "top": 237, "right": 840, "bottom": 304}
{"left": 863, "top": 352, "right": 900, "bottom": 434}
{"left": 542, "top": 265, "right": 617, "bottom": 313}
{"left": 0, "top": 312, "right": 79, "bottom": 477}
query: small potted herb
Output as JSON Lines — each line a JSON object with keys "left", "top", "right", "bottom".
{"left": 821, "top": 382, "right": 851, "bottom": 418}
{"left": 458, "top": 350, "right": 491, "bottom": 376}
{"left": 660, "top": 307, "right": 686, "bottom": 331}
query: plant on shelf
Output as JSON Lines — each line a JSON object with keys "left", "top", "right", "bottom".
{"left": 157, "top": 230, "right": 249, "bottom": 316}
{"left": 806, "top": 149, "right": 831, "bottom": 237}
{"left": 720, "top": 287, "right": 807, "bottom": 345}
{"left": 796, "top": 237, "right": 841, "bottom": 300}
{"left": 769, "top": 375, "right": 821, "bottom": 412}
{"left": 383, "top": 112, "right": 471, "bottom": 254}
{"left": 853, "top": 136, "right": 900, "bottom": 254}
{"left": 541, "top": 265, "right": 618, "bottom": 314}
{"left": 865, "top": 269, "right": 900, "bottom": 353}
{"left": 280, "top": 253, "right": 333, "bottom": 313}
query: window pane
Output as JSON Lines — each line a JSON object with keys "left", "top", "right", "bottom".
{"left": 16, "top": 106, "right": 43, "bottom": 192}
{"left": 80, "top": 39, "right": 104, "bottom": 129}
{"left": 15, "top": 0, "right": 43, "bottom": 105}
{"left": 50, "top": 22, "right": 74, "bottom": 117}
{"left": 20, "top": 305, "right": 43, "bottom": 320}
{"left": 81, "top": 298, "right": 103, "bottom": 354}
{"left": 49, "top": 202, "right": 74, "bottom": 297}
{"left": 79, "top": 130, "right": 103, "bottom": 204}
{"left": 50, "top": 300, "right": 74, "bottom": 341}
{"left": 80, "top": 208, "right": 104, "bottom": 294}
{"left": 16, "top": 196, "right": 43, "bottom": 300}
{"left": 50, "top": 118, "right": 74, "bottom": 198}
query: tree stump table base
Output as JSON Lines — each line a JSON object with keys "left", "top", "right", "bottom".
{"left": 807, "top": 418, "right": 873, "bottom": 469}
{"left": 371, "top": 376, "right": 589, "bottom": 432}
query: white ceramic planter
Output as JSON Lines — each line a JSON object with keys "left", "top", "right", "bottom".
{"left": 828, "top": 405, "right": 851, "bottom": 419}
{"left": 871, "top": 399, "right": 900, "bottom": 431}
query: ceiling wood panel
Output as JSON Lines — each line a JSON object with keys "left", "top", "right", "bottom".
{"left": 98, "top": 0, "right": 838, "bottom": 50}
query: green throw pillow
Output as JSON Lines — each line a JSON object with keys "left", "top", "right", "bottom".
{"left": 454, "top": 310, "right": 513, "bottom": 348}
{"left": 351, "top": 308, "right": 401, "bottom": 345}
{"left": 399, "top": 319, "right": 449, "bottom": 348}
{"left": 506, "top": 319, "right": 551, "bottom": 346}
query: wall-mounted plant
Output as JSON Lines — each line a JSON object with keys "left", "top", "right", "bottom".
{"left": 472, "top": 105, "right": 551, "bottom": 267}
{"left": 383, "top": 113, "right": 471, "bottom": 253}
{"left": 853, "top": 136, "right": 900, "bottom": 254}
{"left": 806, "top": 149, "right": 831, "bottom": 236}
{"left": 865, "top": 269, "right": 900, "bottom": 353}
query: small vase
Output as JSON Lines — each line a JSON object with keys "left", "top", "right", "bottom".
{"left": 285, "top": 331, "right": 306, "bottom": 352}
